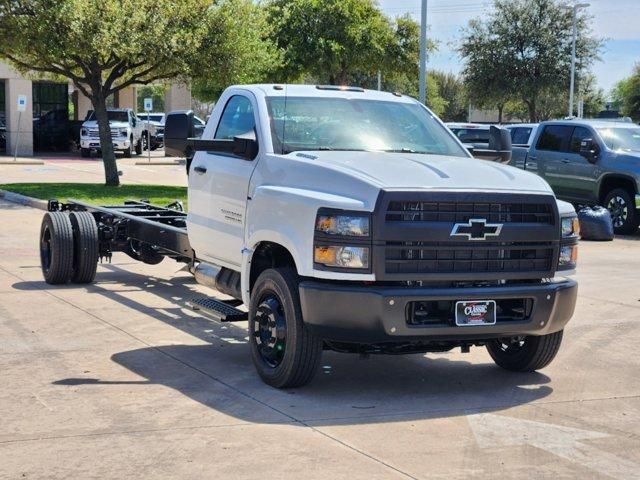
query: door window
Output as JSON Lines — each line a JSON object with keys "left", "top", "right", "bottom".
{"left": 215, "top": 96, "right": 255, "bottom": 140}
{"left": 510, "top": 127, "right": 532, "bottom": 145}
{"left": 536, "top": 125, "right": 573, "bottom": 152}
{"left": 569, "top": 127, "right": 592, "bottom": 153}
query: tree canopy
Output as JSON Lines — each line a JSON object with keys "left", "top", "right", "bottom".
{"left": 0, "top": 0, "right": 211, "bottom": 185}
{"left": 459, "top": 0, "right": 602, "bottom": 122}
{"left": 611, "top": 64, "right": 640, "bottom": 121}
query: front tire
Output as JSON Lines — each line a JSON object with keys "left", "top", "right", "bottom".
{"left": 249, "top": 268, "right": 322, "bottom": 388}
{"left": 135, "top": 137, "right": 143, "bottom": 155}
{"left": 604, "top": 188, "right": 639, "bottom": 235}
{"left": 486, "top": 330, "right": 563, "bottom": 372}
{"left": 123, "top": 141, "right": 132, "bottom": 158}
{"left": 80, "top": 148, "right": 90, "bottom": 158}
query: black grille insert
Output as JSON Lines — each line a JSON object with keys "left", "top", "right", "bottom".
{"left": 385, "top": 241, "right": 554, "bottom": 275}
{"left": 386, "top": 201, "right": 554, "bottom": 224}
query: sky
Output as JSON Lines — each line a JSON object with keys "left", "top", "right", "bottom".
{"left": 378, "top": 0, "right": 640, "bottom": 96}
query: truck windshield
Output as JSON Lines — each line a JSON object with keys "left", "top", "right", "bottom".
{"left": 598, "top": 127, "right": 640, "bottom": 152}
{"left": 86, "top": 111, "right": 129, "bottom": 122}
{"left": 266, "top": 96, "right": 468, "bottom": 157}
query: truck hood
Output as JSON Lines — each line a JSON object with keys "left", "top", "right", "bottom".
{"left": 81, "top": 120, "right": 129, "bottom": 128}
{"left": 294, "top": 151, "right": 553, "bottom": 194}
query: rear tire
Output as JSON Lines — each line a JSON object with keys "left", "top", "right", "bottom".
{"left": 249, "top": 267, "right": 322, "bottom": 388}
{"left": 69, "top": 211, "right": 99, "bottom": 284}
{"left": 40, "top": 212, "right": 74, "bottom": 285}
{"left": 604, "top": 188, "right": 639, "bottom": 235}
{"left": 486, "top": 330, "right": 563, "bottom": 372}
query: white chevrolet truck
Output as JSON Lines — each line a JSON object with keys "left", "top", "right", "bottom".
{"left": 79, "top": 108, "right": 146, "bottom": 158}
{"left": 40, "top": 84, "right": 579, "bottom": 388}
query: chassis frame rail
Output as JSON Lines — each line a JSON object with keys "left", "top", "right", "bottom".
{"left": 48, "top": 199, "right": 193, "bottom": 262}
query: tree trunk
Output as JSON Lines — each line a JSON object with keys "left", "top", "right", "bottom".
{"left": 525, "top": 98, "right": 537, "bottom": 123}
{"left": 497, "top": 104, "right": 504, "bottom": 124}
{"left": 91, "top": 91, "right": 120, "bottom": 186}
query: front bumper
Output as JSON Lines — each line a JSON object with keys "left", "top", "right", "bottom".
{"left": 299, "top": 279, "right": 577, "bottom": 343}
{"left": 80, "top": 138, "right": 130, "bottom": 150}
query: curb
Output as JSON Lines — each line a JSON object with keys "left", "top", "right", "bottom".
{"left": 0, "top": 160, "right": 45, "bottom": 165}
{"left": 0, "top": 189, "right": 48, "bottom": 210}
{"left": 134, "top": 160, "right": 183, "bottom": 166}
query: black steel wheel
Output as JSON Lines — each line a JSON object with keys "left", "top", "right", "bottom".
{"left": 604, "top": 188, "right": 639, "bottom": 234}
{"left": 69, "top": 211, "right": 99, "bottom": 284}
{"left": 40, "top": 212, "right": 74, "bottom": 285}
{"left": 486, "top": 330, "right": 563, "bottom": 372}
{"left": 249, "top": 268, "right": 322, "bottom": 388}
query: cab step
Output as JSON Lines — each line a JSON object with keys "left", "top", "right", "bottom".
{"left": 188, "top": 297, "right": 247, "bottom": 322}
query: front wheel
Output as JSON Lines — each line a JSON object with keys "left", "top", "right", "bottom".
{"left": 249, "top": 268, "right": 322, "bottom": 388}
{"left": 604, "top": 188, "right": 639, "bottom": 235}
{"left": 486, "top": 330, "right": 563, "bottom": 372}
{"left": 135, "top": 137, "right": 143, "bottom": 155}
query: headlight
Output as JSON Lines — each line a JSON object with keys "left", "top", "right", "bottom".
{"left": 561, "top": 216, "right": 580, "bottom": 237}
{"left": 80, "top": 128, "right": 87, "bottom": 136}
{"left": 121, "top": 129, "right": 128, "bottom": 137}
{"left": 558, "top": 244, "right": 578, "bottom": 269}
{"left": 315, "top": 214, "right": 370, "bottom": 237}
{"left": 558, "top": 215, "right": 579, "bottom": 271}
{"left": 314, "top": 246, "right": 369, "bottom": 269}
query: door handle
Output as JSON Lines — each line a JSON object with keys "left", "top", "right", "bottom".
{"left": 561, "top": 159, "right": 570, "bottom": 164}
{"left": 193, "top": 165, "right": 207, "bottom": 174}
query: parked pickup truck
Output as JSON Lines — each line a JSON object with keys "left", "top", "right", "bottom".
{"left": 80, "top": 108, "right": 145, "bottom": 158}
{"left": 40, "top": 84, "right": 578, "bottom": 388}
{"left": 511, "top": 119, "right": 640, "bottom": 234}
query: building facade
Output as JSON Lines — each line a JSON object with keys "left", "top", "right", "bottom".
{"left": 0, "top": 61, "right": 191, "bottom": 156}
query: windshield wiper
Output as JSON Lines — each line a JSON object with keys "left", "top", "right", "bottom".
{"left": 383, "top": 148, "right": 435, "bottom": 154}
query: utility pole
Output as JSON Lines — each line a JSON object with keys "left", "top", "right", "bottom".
{"left": 566, "top": 3, "right": 589, "bottom": 117}
{"left": 419, "top": 0, "right": 428, "bottom": 104}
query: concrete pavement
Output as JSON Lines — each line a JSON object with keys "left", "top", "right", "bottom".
{"left": 0, "top": 199, "right": 639, "bottom": 479}
{"left": 0, "top": 151, "right": 188, "bottom": 187}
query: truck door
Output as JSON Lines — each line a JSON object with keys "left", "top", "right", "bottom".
{"left": 188, "top": 93, "right": 258, "bottom": 268}
{"left": 532, "top": 125, "right": 574, "bottom": 200}
{"left": 561, "top": 126, "right": 599, "bottom": 203}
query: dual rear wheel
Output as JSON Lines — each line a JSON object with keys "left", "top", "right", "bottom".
{"left": 40, "top": 211, "right": 99, "bottom": 285}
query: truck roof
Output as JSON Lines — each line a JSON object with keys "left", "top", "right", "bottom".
{"left": 541, "top": 119, "right": 638, "bottom": 129}
{"left": 235, "top": 84, "right": 417, "bottom": 103}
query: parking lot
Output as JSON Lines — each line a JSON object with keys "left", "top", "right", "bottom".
{"left": 1, "top": 161, "right": 639, "bottom": 479}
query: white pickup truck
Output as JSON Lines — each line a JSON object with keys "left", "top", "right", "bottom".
{"left": 41, "top": 84, "right": 579, "bottom": 388}
{"left": 79, "top": 108, "right": 146, "bottom": 158}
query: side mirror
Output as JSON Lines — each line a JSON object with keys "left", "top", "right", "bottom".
{"left": 579, "top": 138, "right": 598, "bottom": 163}
{"left": 232, "top": 130, "right": 258, "bottom": 160}
{"left": 471, "top": 126, "right": 512, "bottom": 164}
{"left": 165, "top": 110, "right": 258, "bottom": 161}
{"left": 164, "top": 111, "right": 195, "bottom": 157}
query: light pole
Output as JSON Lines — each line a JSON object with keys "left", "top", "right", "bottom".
{"left": 419, "top": 0, "right": 428, "bottom": 104}
{"left": 565, "top": 2, "right": 590, "bottom": 117}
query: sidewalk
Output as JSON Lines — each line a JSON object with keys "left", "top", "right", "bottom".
{"left": 0, "top": 151, "right": 187, "bottom": 187}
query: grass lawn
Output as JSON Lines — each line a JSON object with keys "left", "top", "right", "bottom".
{"left": 0, "top": 183, "right": 188, "bottom": 208}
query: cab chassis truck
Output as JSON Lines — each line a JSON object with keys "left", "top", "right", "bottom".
{"left": 39, "top": 84, "right": 579, "bottom": 388}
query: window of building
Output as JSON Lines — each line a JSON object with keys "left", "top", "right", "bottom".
{"left": 32, "top": 82, "right": 69, "bottom": 152}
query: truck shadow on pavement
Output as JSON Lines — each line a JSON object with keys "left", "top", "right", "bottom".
{"left": 13, "top": 263, "right": 554, "bottom": 425}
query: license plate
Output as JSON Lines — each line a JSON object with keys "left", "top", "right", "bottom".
{"left": 455, "top": 300, "right": 496, "bottom": 326}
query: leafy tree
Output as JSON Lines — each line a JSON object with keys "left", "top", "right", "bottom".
{"left": 459, "top": 0, "right": 602, "bottom": 122}
{"left": 136, "top": 85, "right": 166, "bottom": 113}
{"left": 192, "top": 0, "right": 280, "bottom": 102}
{"left": 611, "top": 64, "right": 640, "bottom": 121}
{"left": 430, "top": 71, "right": 468, "bottom": 122}
{"left": 267, "top": 0, "right": 396, "bottom": 85}
{"left": 0, "top": 0, "right": 210, "bottom": 186}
